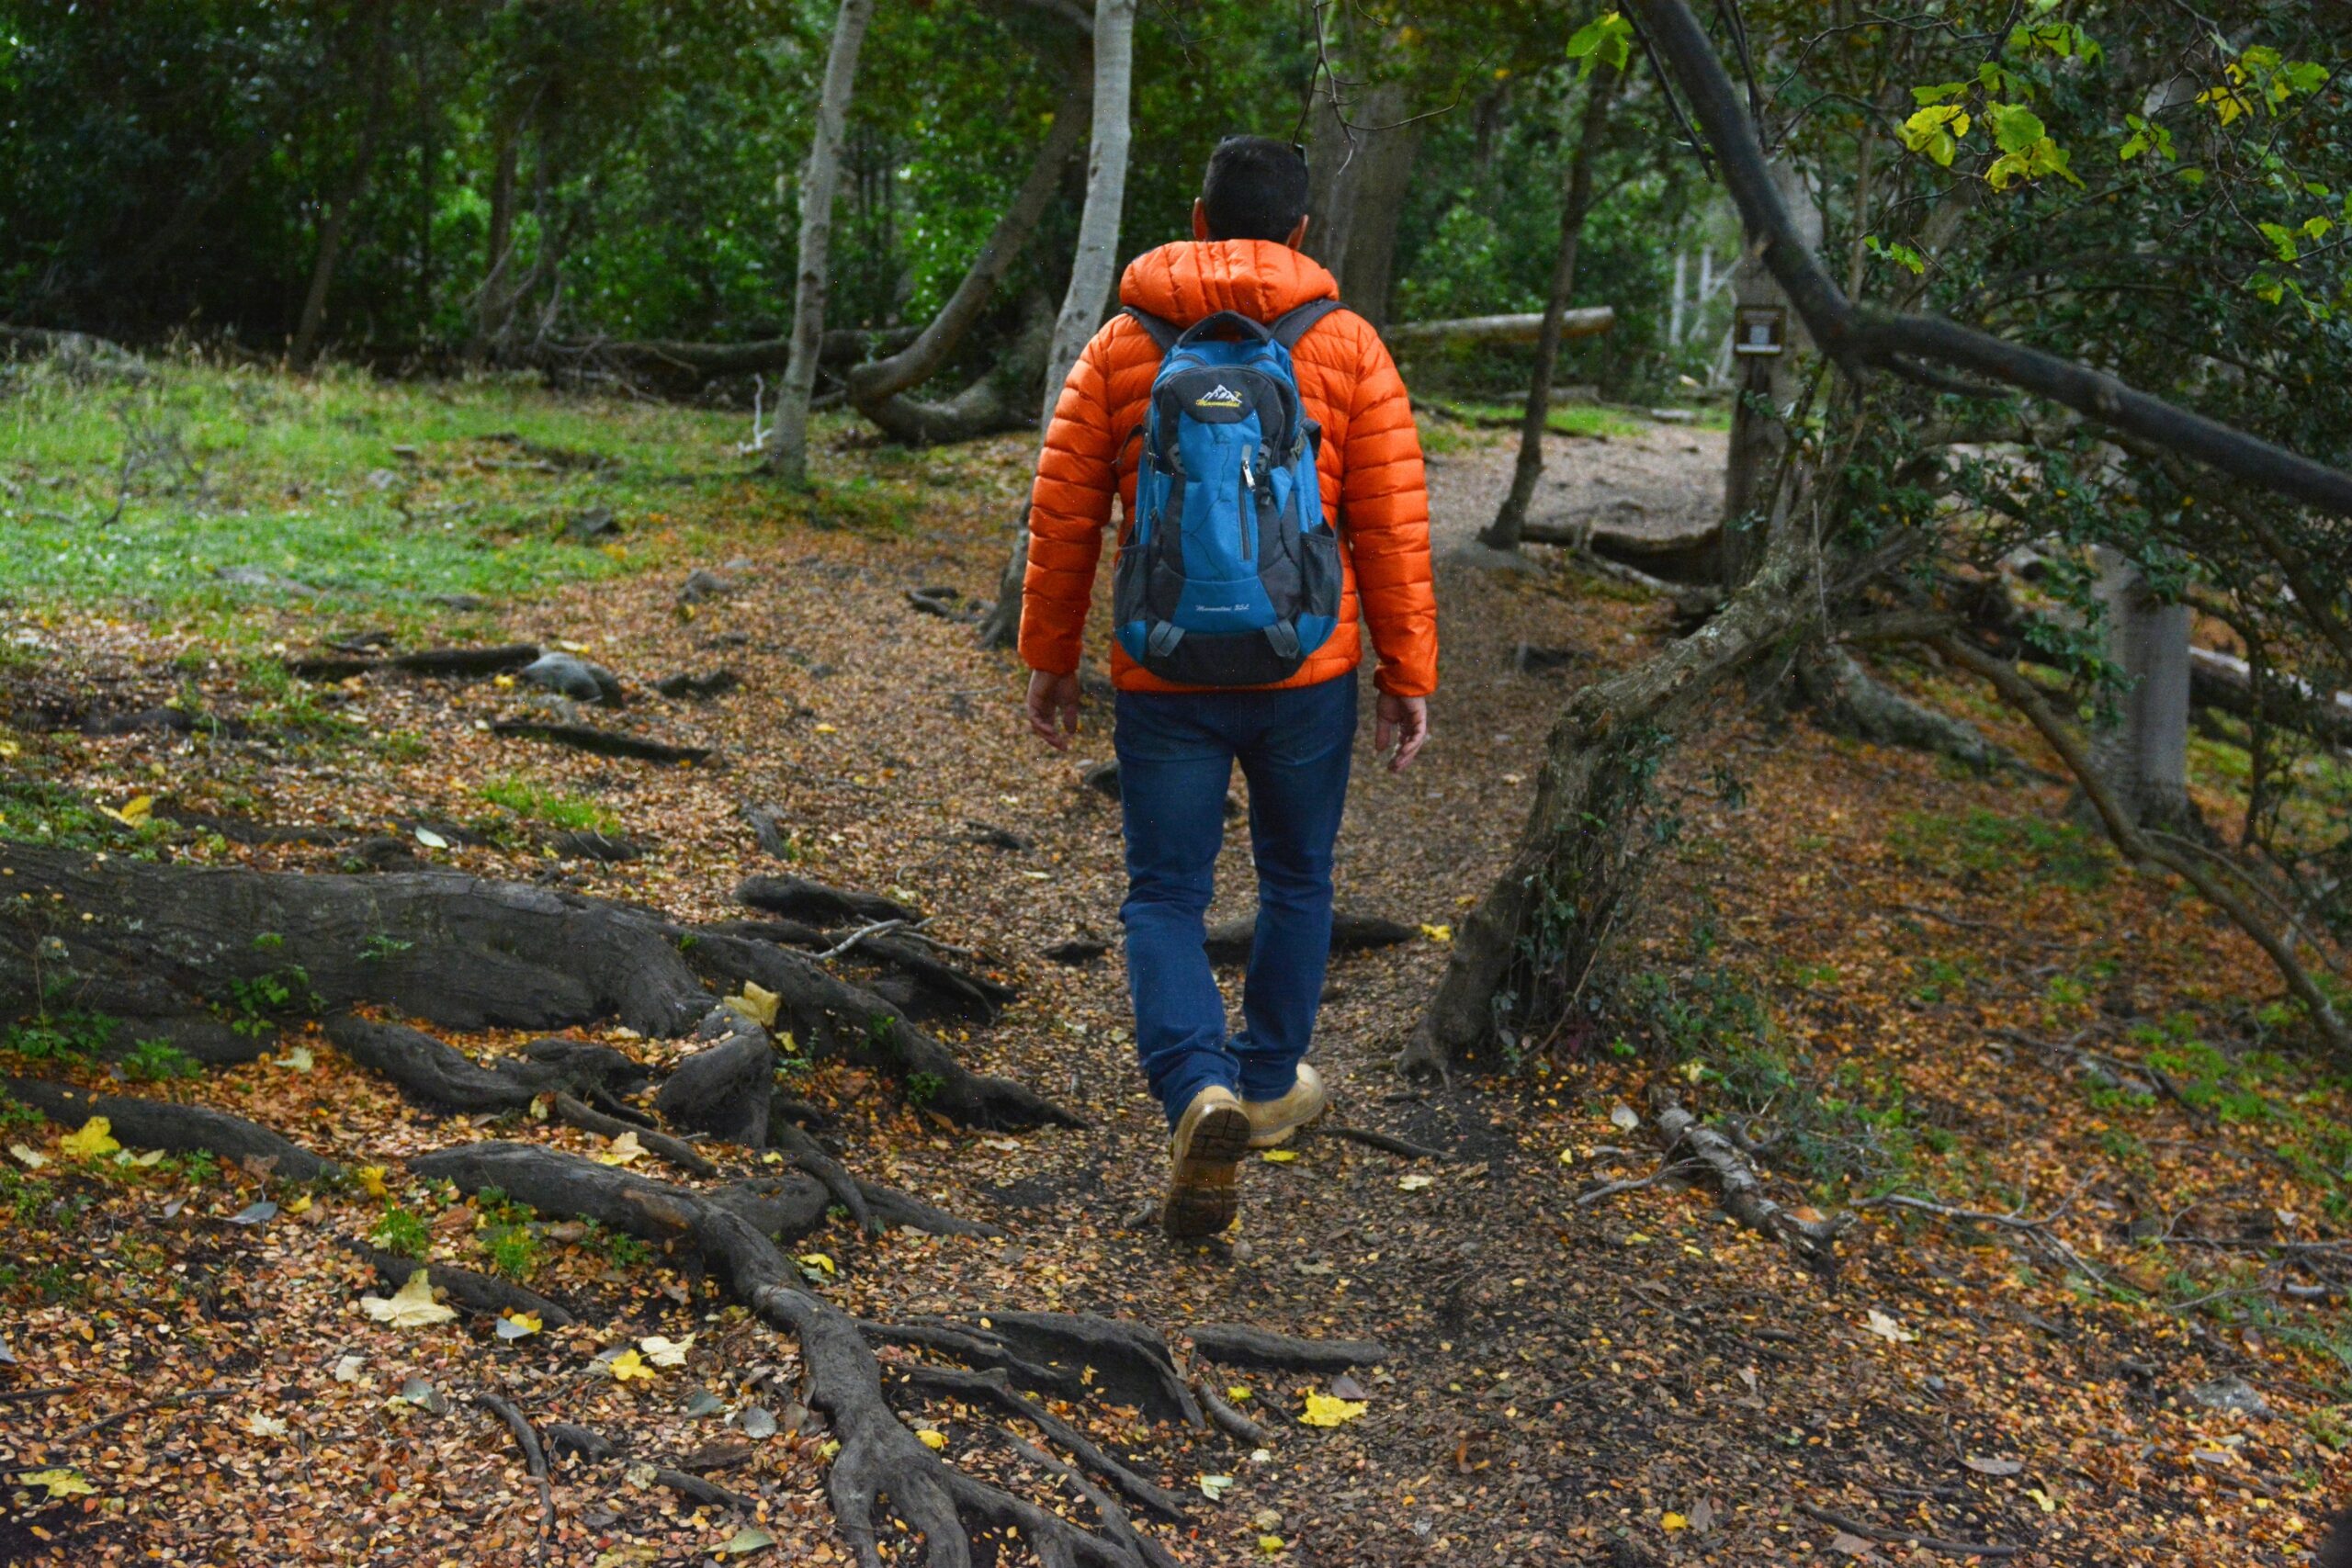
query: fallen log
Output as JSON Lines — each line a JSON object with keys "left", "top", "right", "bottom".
{"left": 1650, "top": 1088, "right": 1849, "bottom": 1274}
{"left": 1521, "top": 513, "right": 1724, "bottom": 586}
{"left": 1385, "top": 308, "right": 1615, "bottom": 352}
{"left": 1204, "top": 909, "right": 1417, "bottom": 965}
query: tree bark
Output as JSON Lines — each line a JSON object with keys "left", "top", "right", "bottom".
{"left": 2086, "top": 548, "right": 2195, "bottom": 831}
{"left": 1720, "top": 156, "right": 1820, "bottom": 586}
{"left": 764, "top": 0, "right": 874, "bottom": 484}
{"left": 1482, "top": 66, "right": 1620, "bottom": 550}
{"left": 1306, "top": 78, "right": 1423, "bottom": 328}
{"left": 976, "top": 0, "right": 1136, "bottom": 649}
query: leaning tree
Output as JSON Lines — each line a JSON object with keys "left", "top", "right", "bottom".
{"left": 1408, "top": 0, "right": 2352, "bottom": 1076}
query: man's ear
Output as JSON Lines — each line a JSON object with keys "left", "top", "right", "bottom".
{"left": 1192, "top": 199, "right": 1211, "bottom": 242}
{"left": 1285, "top": 214, "right": 1310, "bottom": 251}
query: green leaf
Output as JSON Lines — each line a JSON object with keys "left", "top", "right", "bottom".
{"left": 1910, "top": 82, "right": 1972, "bottom": 107}
{"left": 1987, "top": 103, "right": 2047, "bottom": 154}
{"left": 2258, "top": 221, "right": 2300, "bottom": 263}
{"left": 1564, "top": 12, "right": 1634, "bottom": 79}
{"left": 1863, "top": 235, "right": 1926, "bottom": 275}
{"left": 2302, "top": 215, "right": 2335, "bottom": 241}
{"left": 2119, "top": 115, "right": 2175, "bottom": 163}
{"left": 2280, "top": 61, "right": 2328, "bottom": 96}
{"left": 2176, "top": 166, "right": 2207, "bottom": 187}
{"left": 1901, "top": 105, "right": 1972, "bottom": 167}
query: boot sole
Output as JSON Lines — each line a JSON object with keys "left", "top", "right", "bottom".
{"left": 1161, "top": 1102, "right": 1251, "bottom": 1239}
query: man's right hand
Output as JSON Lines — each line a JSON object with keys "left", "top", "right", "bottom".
{"left": 1025, "top": 669, "right": 1081, "bottom": 750}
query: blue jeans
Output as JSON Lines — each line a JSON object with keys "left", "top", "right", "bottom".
{"left": 1114, "top": 674, "right": 1358, "bottom": 1126}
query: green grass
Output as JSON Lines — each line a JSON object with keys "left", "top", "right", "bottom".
{"left": 478, "top": 775, "right": 620, "bottom": 835}
{"left": 1434, "top": 399, "right": 1653, "bottom": 440}
{"left": 1887, "top": 806, "right": 2112, "bottom": 890}
{"left": 0, "top": 355, "right": 760, "bottom": 639}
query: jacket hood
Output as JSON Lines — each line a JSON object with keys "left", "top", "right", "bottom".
{"left": 1118, "top": 240, "right": 1340, "bottom": 327}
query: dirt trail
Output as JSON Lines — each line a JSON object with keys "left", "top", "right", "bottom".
{"left": 4, "top": 411, "right": 2330, "bottom": 1567}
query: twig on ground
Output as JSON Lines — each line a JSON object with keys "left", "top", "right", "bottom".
{"left": 1796, "top": 1500, "right": 2021, "bottom": 1559}
{"left": 470, "top": 1392, "right": 555, "bottom": 1565}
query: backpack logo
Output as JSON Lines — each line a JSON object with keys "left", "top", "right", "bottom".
{"left": 1194, "top": 383, "right": 1244, "bottom": 410}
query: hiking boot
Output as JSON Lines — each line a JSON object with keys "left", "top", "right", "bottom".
{"left": 1243, "top": 1063, "right": 1329, "bottom": 1149}
{"left": 1160, "top": 1085, "right": 1251, "bottom": 1239}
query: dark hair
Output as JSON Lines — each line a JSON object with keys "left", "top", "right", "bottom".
{"left": 1200, "top": 135, "right": 1310, "bottom": 243}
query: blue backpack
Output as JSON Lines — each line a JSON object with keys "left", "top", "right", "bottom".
{"left": 1114, "top": 301, "right": 1346, "bottom": 687}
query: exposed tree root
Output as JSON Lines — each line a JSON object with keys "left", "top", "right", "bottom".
{"left": 1185, "top": 1325, "right": 1389, "bottom": 1373}
{"left": 1799, "top": 646, "right": 2016, "bottom": 773}
{"left": 863, "top": 1313, "right": 1203, "bottom": 1427}
{"left": 0, "top": 845, "right": 1077, "bottom": 1132}
{"left": 549, "top": 1092, "right": 713, "bottom": 1178}
{"left": 5, "top": 1077, "right": 340, "bottom": 1181}
{"left": 1650, "top": 1089, "right": 1849, "bottom": 1275}
{"left": 469, "top": 1392, "right": 555, "bottom": 1564}
{"left": 1304, "top": 1122, "right": 1453, "bottom": 1162}
{"left": 489, "top": 718, "right": 713, "bottom": 765}
{"left": 1195, "top": 1382, "right": 1275, "bottom": 1448}
{"left": 413, "top": 1141, "right": 1183, "bottom": 1567}
{"left": 340, "top": 1238, "right": 580, "bottom": 1326}
{"left": 324, "top": 1016, "right": 645, "bottom": 1112}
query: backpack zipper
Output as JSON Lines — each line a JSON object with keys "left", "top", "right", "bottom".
{"left": 1238, "top": 442, "right": 1256, "bottom": 561}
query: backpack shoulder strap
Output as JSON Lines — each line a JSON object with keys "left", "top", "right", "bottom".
{"left": 1271, "top": 299, "right": 1346, "bottom": 350}
{"left": 1121, "top": 307, "right": 1181, "bottom": 353}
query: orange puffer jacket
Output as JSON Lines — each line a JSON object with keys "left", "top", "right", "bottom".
{"left": 1019, "top": 239, "right": 1437, "bottom": 696}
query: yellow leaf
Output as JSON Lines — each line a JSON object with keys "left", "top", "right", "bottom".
{"left": 1661, "top": 1512, "right": 1689, "bottom": 1532}
{"left": 20, "top": 1467, "right": 96, "bottom": 1499}
{"left": 1398, "top": 1174, "right": 1435, "bottom": 1192}
{"left": 285, "top": 1193, "right": 313, "bottom": 1215}
{"left": 357, "top": 1165, "right": 390, "bottom": 1199}
{"left": 916, "top": 1428, "right": 947, "bottom": 1450}
{"left": 1227, "top": 1385, "right": 1253, "bottom": 1402}
{"left": 1261, "top": 1149, "right": 1298, "bottom": 1164}
{"left": 59, "top": 1117, "right": 120, "bottom": 1160}
{"left": 594, "top": 1131, "right": 646, "bottom": 1167}
{"left": 820, "top": 1438, "right": 841, "bottom": 1460}
{"left": 1299, "top": 1393, "right": 1366, "bottom": 1427}
{"left": 497, "top": 1311, "right": 542, "bottom": 1339}
{"left": 726, "top": 981, "right": 781, "bottom": 1028}
{"left": 361, "top": 1269, "right": 458, "bottom": 1329}
{"left": 607, "top": 1348, "right": 655, "bottom": 1382}
{"left": 1258, "top": 1534, "right": 1286, "bottom": 1554}
{"left": 813, "top": 723, "right": 837, "bottom": 734}
{"left": 1419, "top": 923, "right": 1453, "bottom": 943}
{"left": 797, "top": 1251, "right": 837, "bottom": 1277}
{"left": 2026, "top": 1486, "right": 2057, "bottom": 1513}
{"left": 639, "top": 1333, "right": 694, "bottom": 1367}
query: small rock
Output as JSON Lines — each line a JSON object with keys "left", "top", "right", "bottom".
{"left": 366, "top": 468, "right": 401, "bottom": 491}
{"left": 2185, "top": 1377, "right": 2271, "bottom": 1418}
{"left": 564, "top": 505, "right": 622, "bottom": 542}
{"left": 678, "top": 568, "right": 735, "bottom": 604}
{"left": 1081, "top": 760, "right": 1124, "bottom": 801}
{"left": 521, "top": 651, "right": 624, "bottom": 706}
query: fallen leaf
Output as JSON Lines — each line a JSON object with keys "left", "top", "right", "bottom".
{"left": 1609, "top": 1104, "right": 1640, "bottom": 1133}
{"left": 1261, "top": 1149, "right": 1298, "bottom": 1164}
{"left": 357, "top": 1165, "right": 390, "bottom": 1199}
{"left": 595, "top": 1131, "right": 646, "bottom": 1167}
{"left": 639, "top": 1333, "right": 694, "bottom": 1367}
{"left": 283, "top": 1193, "right": 312, "bottom": 1215}
{"left": 280, "top": 1044, "right": 315, "bottom": 1072}
{"left": 226, "top": 1200, "right": 278, "bottom": 1226}
{"left": 1227, "top": 1386, "right": 1252, "bottom": 1402}
{"left": 495, "top": 1311, "right": 542, "bottom": 1340}
{"left": 717, "top": 1525, "right": 775, "bottom": 1557}
{"left": 1963, "top": 1455, "right": 2023, "bottom": 1476}
{"left": 1419, "top": 923, "right": 1452, "bottom": 943}
{"left": 413, "top": 826, "right": 448, "bottom": 849}
{"left": 607, "top": 1348, "right": 655, "bottom": 1382}
{"left": 246, "top": 1412, "right": 288, "bottom": 1438}
{"left": 1829, "top": 1532, "right": 1874, "bottom": 1556}
{"left": 594, "top": 1550, "right": 661, "bottom": 1568}
{"left": 726, "top": 981, "right": 781, "bottom": 1028}
{"left": 2026, "top": 1486, "right": 2058, "bottom": 1513}
{"left": 797, "top": 1251, "right": 837, "bottom": 1277}
{"left": 686, "top": 1391, "right": 726, "bottom": 1417}
{"left": 360, "top": 1269, "right": 457, "bottom": 1328}
{"left": 1329, "top": 1373, "right": 1370, "bottom": 1402}
{"left": 740, "top": 1404, "right": 778, "bottom": 1438}
{"left": 1864, "top": 1308, "right": 1917, "bottom": 1344}
{"left": 59, "top": 1117, "right": 120, "bottom": 1160}
{"left": 1299, "top": 1393, "right": 1366, "bottom": 1427}
{"left": 331, "top": 1353, "right": 367, "bottom": 1382}
{"left": 8, "top": 1143, "right": 48, "bottom": 1168}
{"left": 391, "top": 1377, "right": 447, "bottom": 1414}
{"left": 22, "top": 1467, "right": 97, "bottom": 1498}
{"left": 916, "top": 1428, "right": 947, "bottom": 1450}
{"left": 1689, "top": 1498, "right": 1714, "bottom": 1531}
{"left": 1661, "top": 1512, "right": 1689, "bottom": 1532}
{"left": 1398, "top": 1174, "right": 1435, "bottom": 1192}
{"left": 1199, "top": 1474, "right": 1236, "bottom": 1501}
{"left": 1258, "top": 1535, "right": 1286, "bottom": 1555}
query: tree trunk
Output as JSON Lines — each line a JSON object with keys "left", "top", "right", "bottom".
{"left": 764, "top": 0, "right": 875, "bottom": 484}
{"left": 1306, "top": 78, "right": 1422, "bottom": 327}
{"left": 289, "top": 12, "right": 390, "bottom": 372}
{"left": 1406, "top": 501, "right": 1823, "bottom": 1074}
{"left": 1719, "top": 157, "right": 1820, "bottom": 586}
{"left": 2087, "top": 547, "right": 2195, "bottom": 831}
{"left": 976, "top": 0, "right": 1136, "bottom": 650}
{"left": 1481, "top": 66, "right": 1619, "bottom": 551}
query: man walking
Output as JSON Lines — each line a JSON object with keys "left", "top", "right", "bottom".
{"left": 1018, "top": 136, "right": 1436, "bottom": 1238}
